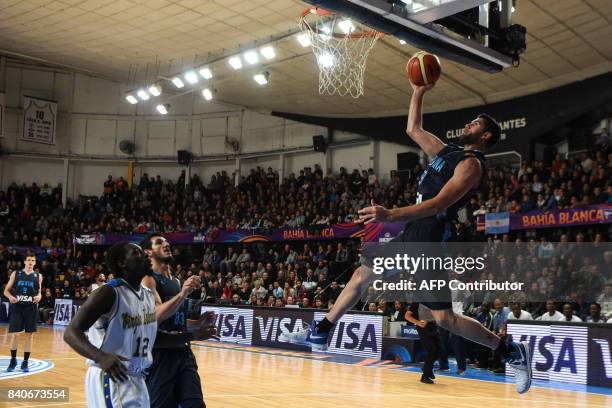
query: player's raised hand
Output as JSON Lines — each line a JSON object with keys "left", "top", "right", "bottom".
{"left": 96, "top": 352, "right": 129, "bottom": 382}
{"left": 191, "top": 311, "right": 220, "bottom": 341}
{"left": 409, "top": 80, "right": 435, "bottom": 94}
{"left": 357, "top": 199, "right": 389, "bottom": 225}
{"left": 180, "top": 276, "right": 201, "bottom": 298}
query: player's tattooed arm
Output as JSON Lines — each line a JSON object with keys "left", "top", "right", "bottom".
{"left": 64, "top": 285, "right": 129, "bottom": 382}
{"left": 34, "top": 273, "right": 43, "bottom": 304}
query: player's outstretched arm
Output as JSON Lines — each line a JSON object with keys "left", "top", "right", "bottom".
{"left": 406, "top": 83, "right": 446, "bottom": 158}
{"left": 358, "top": 157, "right": 481, "bottom": 224}
{"left": 64, "top": 285, "right": 129, "bottom": 382}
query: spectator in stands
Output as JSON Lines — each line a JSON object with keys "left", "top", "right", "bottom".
{"left": 368, "top": 302, "right": 377, "bottom": 312}
{"left": 328, "top": 281, "right": 341, "bottom": 303}
{"left": 537, "top": 300, "right": 564, "bottom": 321}
{"left": 560, "top": 303, "right": 582, "bottom": 322}
{"left": 507, "top": 302, "right": 533, "bottom": 321}
{"left": 38, "top": 288, "right": 55, "bottom": 324}
{"left": 251, "top": 280, "right": 267, "bottom": 300}
{"left": 597, "top": 281, "right": 612, "bottom": 319}
{"left": 491, "top": 299, "right": 509, "bottom": 333}
{"left": 89, "top": 273, "right": 105, "bottom": 292}
{"left": 301, "top": 298, "right": 311, "bottom": 308}
{"left": 586, "top": 302, "right": 607, "bottom": 323}
{"left": 389, "top": 301, "right": 406, "bottom": 322}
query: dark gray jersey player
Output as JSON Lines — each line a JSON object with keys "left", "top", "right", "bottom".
{"left": 281, "top": 79, "right": 533, "bottom": 395}
{"left": 141, "top": 234, "right": 209, "bottom": 408}
{"left": 3, "top": 255, "right": 43, "bottom": 372}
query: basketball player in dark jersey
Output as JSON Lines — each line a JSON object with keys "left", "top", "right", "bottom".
{"left": 281, "top": 81, "right": 533, "bottom": 393}
{"left": 141, "top": 233, "right": 210, "bottom": 408}
{"left": 3, "top": 254, "right": 42, "bottom": 372}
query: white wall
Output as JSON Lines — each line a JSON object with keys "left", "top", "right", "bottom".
{"left": 0, "top": 60, "right": 419, "bottom": 198}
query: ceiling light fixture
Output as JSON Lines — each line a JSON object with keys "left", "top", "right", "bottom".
{"left": 125, "top": 95, "right": 138, "bottom": 104}
{"left": 297, "top": 33, "right": 311, "bottom": 47}
{"left": 244, "top": 50, "right": 259, "bottom": 65}
{"left": 172, "top": 77, "right": 184, "bottom": 88}
{"left": 156, "top": 104, "right": 169, "bottom": 114}
{"left": 229, "top": 56, "right": 243, "bottom": 69}
{"left": 184, "top": 71, "right": 198, "bottom": 84}
{"left": 199, "top": 67, "right": 213, "bottom": 79}
{"left": 148, "top": 84, "right": 161, "bottom": 96}
{"left": 137, "top": 89, "right": 150, "bottom": 100}
{"left": 253, "top": 71, "right": 269, "bottom": 85}
{"left": 260, "top": 46, "right": 276, "bottom": 60}
{"left": 202, "top": 88, "right": 213, "bottom": 101}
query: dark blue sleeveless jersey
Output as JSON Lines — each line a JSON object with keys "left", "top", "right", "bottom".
{"left": 153, "top": 272, "right": 187, "bottom": 333}
{"left": 417, "top": 143, "right": 488, "bottom": 221}
{"left": 13, "top": 270, "right": 39, "bottom": 304}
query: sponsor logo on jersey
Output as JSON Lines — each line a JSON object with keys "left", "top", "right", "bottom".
{"left": 121, "top": 310, "right": 156, "bottom": 329}
{"left": 16, "top": 295, "right": 33, "bottom": 302}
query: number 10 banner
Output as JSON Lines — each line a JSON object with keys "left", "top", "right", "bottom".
{"left": 21, "top": 95, "right": 57, "bottom": 145}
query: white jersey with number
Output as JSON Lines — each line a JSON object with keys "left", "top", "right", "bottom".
{"left": 85, "top": 279, "right": 157, "bottom": 408}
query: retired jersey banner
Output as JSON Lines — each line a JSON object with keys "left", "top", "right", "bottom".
{"left": 478, "top": 204, "right": 612, "bottom": 233}
{"left": 22, "top": 96, "right": 57, "bottom": 144}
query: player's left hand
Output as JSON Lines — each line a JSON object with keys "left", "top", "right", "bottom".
{"left": 180, "top": 276, "right": 201, "bottom": 298}
{"left": 33, "top": 295, "right": 42, "bottom": 304}
{"left": 191, "top": 311, "right": 220, "bottom": 341}
{"left": 357, "top": 199, "right": 390, "bottom": 224}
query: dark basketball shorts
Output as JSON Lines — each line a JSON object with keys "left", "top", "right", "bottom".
{"left": 360, "top": 217, "right": 452, "bottom": 311}
{"left": 146, "top": 347, "right": 205, "bottom": 408}
{"left": 8, "top": 303, "right": 38, "bottom": 333}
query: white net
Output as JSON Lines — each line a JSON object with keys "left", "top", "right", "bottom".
{"left": 299, "top": 10, "right": 383, "bottom": 98}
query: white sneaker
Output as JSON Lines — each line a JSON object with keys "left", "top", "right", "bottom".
{"left": 506, "top": 341, "right": 532, "bottom": 394}
{"left": 278, "top": 320, "right": 329, "bottom": 352}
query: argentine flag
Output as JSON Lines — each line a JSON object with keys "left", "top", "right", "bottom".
{"left": 485, "top": 212, "right": 510, "bottom": 234}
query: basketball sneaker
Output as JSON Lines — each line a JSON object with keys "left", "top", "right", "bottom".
{"left": 21, "top": 360, "right": 29, "bottom": 373}
{"left": 278, "top": 320, "right": 329, "bottom": 352}
{"left": 505, "top": 341, "right": 532, "bottom": 394}
{"left": 6, "top": 359, "right": 17, "bottom": 372}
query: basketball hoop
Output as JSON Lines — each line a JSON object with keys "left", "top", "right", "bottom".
{"left": 299, "top": 7, "right": 383, "bottom": 98}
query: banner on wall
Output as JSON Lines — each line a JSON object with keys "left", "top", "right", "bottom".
{"left": 506, "top": 321, "right": 612, "bottom": 387}
{"left": 21, "top": 95, "right": 57, "bottom": 145}
{"left": 478, "top": 204, "right": 612, "bottom": 233}
{"left": 0, "top": 92, "right": 4, "bottom": 138}
{"left": 199, "top": 305, "right": 382, "bottom": 357}
{"left": 201, "top": 305, "right": 254, "bottom": 345}
{"left": 73, "top": 223, "right": 405, "bottom": 245}
{"left": 53, "top": 299, "right": 82, "bottom": 326}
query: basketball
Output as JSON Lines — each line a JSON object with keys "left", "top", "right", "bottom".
{"left": 407, "top": 51, "right": 442, "bottom": 86}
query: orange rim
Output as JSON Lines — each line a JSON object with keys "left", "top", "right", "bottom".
{"left": 300, "top": 7, "right": 384, "bottom": 39}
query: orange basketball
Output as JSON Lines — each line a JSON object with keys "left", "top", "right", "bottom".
{"left": 407, "top": 51, "right": 441, "bottom": 86}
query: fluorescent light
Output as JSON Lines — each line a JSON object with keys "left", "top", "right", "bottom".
{"left": 338, "top": 19, "right": 354, "bottom": 34}
{"left": 317, "top": 53, "right": 334, "bottom": 68}
{"left": 202, "top": 88, "right": 213, "bottom": 101}
{"left": 399, "top": 39, "right": 407, "bottom": 45}
{"left": 125, "top": 95, "right": 138, "bottom": 104}
{"left": 199, "top": 67, "right": 213, "bottom": 79}
{"left": 172, "top": 77, "right": 184, "bottom": 88}
{"left": 148, "top": 85, "right": 161, "bottom": 96}
{"left": 260, "top": 46, "right": 276, "bottom": 60}
{"left": 229, "top": 56, "right": 242, "bottom": 69}
{"left": 512, "top": 6, "right": 515, "bottom": 12}
{"left": 297, "top": 33, "right": 311, "bottom": 47}
{"left": 244, "top": 50, "right": 259, "bottom": 65}
{"left": 137, "top": 89, "right": 149, "bottom": 101}
{"left": 156, "top": 104, "right": 168, "bottom": 114}
{"left": 253, "top": 72, "right": 269, "bottom": 85}
{"left": 184, "top": 71, "right": 198, "bottom": 84}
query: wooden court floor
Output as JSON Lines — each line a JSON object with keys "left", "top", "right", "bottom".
{"left": 0, "top": 327, "right": 609, "bottom": 408}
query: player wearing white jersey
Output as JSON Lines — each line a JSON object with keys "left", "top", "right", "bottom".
{"left": 65, "top": 242, "right": 219, "bottom": 408}
{"left": 65, "top": 243, "right": 156, "bottom": 407}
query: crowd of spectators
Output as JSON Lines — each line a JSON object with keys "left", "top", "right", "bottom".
{"left": 0, "top": 131, "right": 610, "bottom": 327}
